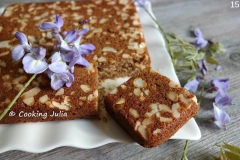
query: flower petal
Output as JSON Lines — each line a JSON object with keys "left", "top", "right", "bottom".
{"left": 22, "top": 54, "right": 48, "bottom": 74}
{"left": 47, "top": 69, "right": 53, "bottom": 78}
{"left": 61, "top": 42, "right": 72, "bottom": 51}
{"left": 35, "top": 47, "right": 46, "bottom": 60}
{"left": 194, "top": 28, "right": 203, "bottom": 38}
{"left": 55, "top": 14, "right": 64, "bottom": 28}
{"left": 76, "top": 56, "right": 89, "bottom": 67}
{"left": 215, "top": 65, "right": 222, "bottom": 70}
{"left": 212, "top": 79, "right": 229, "bottom": 94}
{"left": 11, "top": 45, "right": 25, "bottom": 61}
{"left": 215, "top": 93, "right": 234, "bottom": 107}
{"left": 213, "top": 103, "right": 230, "bottom": 130}
{"left": 65, "top": 29, "right": 77, "bottom": 43}
{"left": 65, "top": 72, "right": 74, "bottom": 87}
{"left": 15, "top": 32, "right": 28, "bottom": 45}
{"left": 39, "top": 22, "right": 58, "bottom": 31}
{"left": 58, "top": 73, "right": 69, "bottom": 82}
{"left": 51, "top": 51, "right": 62, "bottom": 63}
{"left": 49, "top": 61, "right": 68, "bottom": 73}
{"left": 62, "top": 51, "right": 75, "bottom": 62}
{"left": 50, "top": 74, "right": 64, "bottom": 90}
{"left": 214, "top": 121, "right": 227, "bottom": 131}
{"left": 184, "top": 79, "right": 200, "bottom": 93}
{"left": 78, "top": 28, "right": 89, "bottom": 35}
{"left": 80, "top": 43, "right": 96, "bottom": 51}
{"left": 73, "top": 35, "right": 82, "bottom": 47}
{"left": 194, "top": 37, "right": 208, "bottom": 50}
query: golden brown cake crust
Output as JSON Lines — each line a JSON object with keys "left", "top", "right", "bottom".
{"left": 104, "top": 67, "right": 198, "bottom": 148}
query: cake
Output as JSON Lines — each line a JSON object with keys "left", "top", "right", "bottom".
{"left": 0, "top": 0, "right": 150, "bottom": 124}
{"left": 104, "top": 67, "right": 198, "bottom": 148}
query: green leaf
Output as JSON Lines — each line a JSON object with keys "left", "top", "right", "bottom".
{"left": 224, "top": 150, "right": 240, "bottom": 160}
{"left": 186, "top": 52, "right": 205, "bottom": 61}
{"left": 220, "top": 148, "right": 227, "bottom": 160}
{"left": 206, "top": 57, "right": 219, "bottom": 65}
{"left": 222, "top": 142, "right": 240, "bottom": 156}
{"left": 207, "top": 42, "right": 226, "bottom": 56}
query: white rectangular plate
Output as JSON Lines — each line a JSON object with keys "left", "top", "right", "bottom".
{"left": 0, "top": 1, "right": 201, "bottom": 153}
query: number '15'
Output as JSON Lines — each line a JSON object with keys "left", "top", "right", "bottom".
{"left": 231, "top": 1, "right": 239, "bottom": 8}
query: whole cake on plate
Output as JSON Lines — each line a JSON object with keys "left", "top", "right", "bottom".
{"left": 0, "top": 0, "right": 199, "bottom": 148}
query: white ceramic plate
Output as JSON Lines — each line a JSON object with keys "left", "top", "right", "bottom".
{"left": 0, "top": 1, "right": 201, "bottom": 153}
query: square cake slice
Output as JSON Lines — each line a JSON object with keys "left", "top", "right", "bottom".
{"left": 104, "top": 67, "right": 198, "bottom": 148}
{"left": 0, "top": 56, "right": 98, "bottom": 124}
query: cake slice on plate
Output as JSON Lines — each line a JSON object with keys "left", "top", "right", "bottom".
{"left": 104, "top": 67, "right": 198, "bottom": 148}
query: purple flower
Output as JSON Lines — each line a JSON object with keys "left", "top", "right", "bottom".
{"left": 212, "top": 79, "right": 234, "bottom": 107}
{"left": 212, "top": 79, "right": 229, "bottom": 94}
{"left": 73, "top": 29, "right": 95, "bottom": 55}
{"left": 22, "top": 47, "right": 48, "bottom": 74}
{"left": 213, "top": 103, "right": 230, "bottom": 130}
{"left": 184, "top": 79, "right": 200, "bottom": 93}
{"left": 68, "top": 49, "right": 90, "bottom": 68}
{"left": 215, "top": 92, "right": 235, "bottom": 107}
{"left": 193, "top": 28, "right": 208, "bottom": 50}
{"left": 197, "top": 58, "right": 208, "bottom": 77}
{"left": 39, "top": 14, "right": 64, "bottom": 33}
{"left": 11, "top": 32, "right": 32, "bottom": 61}
{"left": 62, "top": 28, "right": 95, "bottom": 68}
{"left": 54, "top": 29, "right": 77, "bottom": 51}
{"left": 215, "top": 65, "right": 222, "bottom": 70}
{"left": 47, "top": 70, "right": 74, "bottom": 90}
{"left": 48, "top": 51, "right": 68, "bottom": 73}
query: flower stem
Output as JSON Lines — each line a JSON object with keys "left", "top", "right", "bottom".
{"left": 0, "top": 74, "right": 37, "bottom": 121}
{"left": 138, "top": 2, "right": 174, "bottom": 59}
{"left": 181, "top": 140, "right": 189, "bottom": 160}
{"left": 198, "top": 79, "right": 207, "bottom": 107}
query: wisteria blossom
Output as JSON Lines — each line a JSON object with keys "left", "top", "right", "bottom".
{"left": 11, "top": 32, "right": 32, "bottom": 61}
{"left": 212, "top": 79, "right": 234, "bottom": 107}
{"left": 39, "top": 14, "right": 63, "bottom": 33}
{"left": 47, "top": 70, "right": 74, "bottom": 90}
{"left": 213, "top": 103, "right": 230, "bottom": 130}
{"left": 22, "top": 47, "right": 48, "bottom": 74}
{"left": 182, "top": 48, "right": 234, "bottom": 130}
{"left": 193, "top": 28, "right": 208, "bottom": 50}
{"left": 184, "top": 79, "right": 200, "bottom": 93}
{"left": 11, "top": 14, "right": 95, "bottom": 90}
{"left": 54, "top": 29, "right": 77, "bottom": 51}
{"left": 197, "top": 58, "right": 208, "bottom": 77}
{"left": 48, "top": 51, "right": 68, "bottom": 73}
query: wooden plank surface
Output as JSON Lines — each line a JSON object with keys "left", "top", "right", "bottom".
{"left": 0, "top": 0, "right": 240, "bottom": 159}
